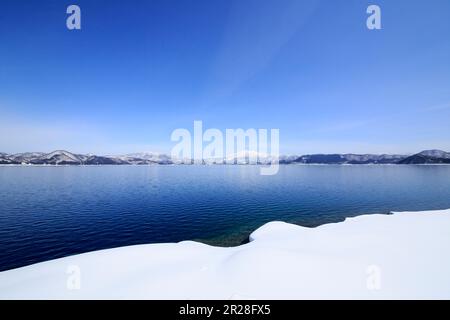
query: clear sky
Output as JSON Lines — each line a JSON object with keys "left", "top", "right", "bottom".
{"left": 1, "top": 0, "right": 449, "bottom": 155}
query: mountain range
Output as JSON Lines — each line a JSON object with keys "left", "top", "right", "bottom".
{"left": 0, "top": 149, "right": 449, "bottom": 165}
{"left": 0, "top": 150, "right": 171, "bottom": 165}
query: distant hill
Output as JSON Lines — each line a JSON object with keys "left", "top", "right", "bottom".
{"left": 0, "top": 152, "right": 18, "bottom": 164}
{"left": 1, "top": 149, "right": 449, "bottom": 165}
{"left": 0, "top": 150, "right": 173, "bottom": 165}
{"left": 398, "top": 150, "right": 450, "bottom": 164}
{"left": 287, "top": 153, "right": 407, "bottom": 164}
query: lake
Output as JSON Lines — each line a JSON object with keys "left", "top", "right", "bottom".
{"left": 0, "top": 165, "right": 449, "bottom": 271}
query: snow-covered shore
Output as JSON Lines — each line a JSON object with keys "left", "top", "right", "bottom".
{"left": 1, "top": 209, "right": 449, "bottom": 299}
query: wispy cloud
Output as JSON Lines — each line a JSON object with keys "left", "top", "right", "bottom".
{"left": 204, "top": 0, "right": 319, "bottom": 101}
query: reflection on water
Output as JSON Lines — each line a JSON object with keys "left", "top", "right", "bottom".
{"left": 0, "top": 165, "right": 449, "bottom": 271}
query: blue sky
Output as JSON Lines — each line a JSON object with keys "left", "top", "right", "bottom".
{"left": 1, "top": 0, "right": 449, "bottom": 155}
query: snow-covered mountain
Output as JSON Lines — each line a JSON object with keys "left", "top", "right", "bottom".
{"left": 115, "top": 153, "right": 172, "bottom": 165}
{"left": 418, "top": 149, "right": 450, "bottom": 159}
{"left": 398, "top": 150, "right": 450, "bottom": 164}
{"left": 0, "top": 153, "right": 17, "bottom": 164}
{"left": 0, "top": 150, "right": 172, "bottom": 165}
{"left": 9, "top": 152, "right": 45, "bottom": 164}
{"left": 223, "top": 150, "right": 277, "bottom": 165}
{"left": 0, "top": 149, "right": 449, "bottom": 165}
{"left": 30, "top": 150, "right": 83, "bottom": 165}
{"left": 288, "top": 153, "right": 407, "bottom": 164}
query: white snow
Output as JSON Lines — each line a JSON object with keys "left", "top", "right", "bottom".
{"left": 418, "top": 150, "right": 450, "bottom": 159}
{"left": 0, "top": 209, "right": 449, "bottom": 299}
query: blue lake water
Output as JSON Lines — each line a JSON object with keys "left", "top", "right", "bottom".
{"left": 0, "top": 165, "right": 450, "bottom": 271}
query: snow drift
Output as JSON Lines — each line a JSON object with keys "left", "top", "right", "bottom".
{"left": 0, "top": 209, "right": 449, "bottom": 299}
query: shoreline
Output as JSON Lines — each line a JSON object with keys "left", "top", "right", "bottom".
{"left": 1, "top": 208, "right": 449, "bottom": 299}
{"left": 2, "top": 163, "right": 450, "bottom": 167}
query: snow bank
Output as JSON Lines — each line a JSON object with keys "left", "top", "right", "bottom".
{"left": 1, "top": 209, "right": 450, "bottom": 299}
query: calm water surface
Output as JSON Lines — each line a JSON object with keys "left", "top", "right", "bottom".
{"left": 1, "top": 165, "right": 450, "bottom": 271}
